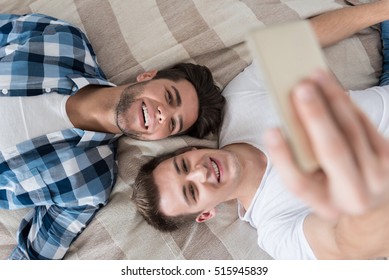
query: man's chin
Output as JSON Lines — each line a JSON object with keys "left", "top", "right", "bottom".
{"left": 117, "top": 124, "right": 143, "bottom": 140}
{"left": 127, "top": 132, "right": 165, "bottom": 141}
{"left": 125, "top": 132, "right": 144, "bottom": 140}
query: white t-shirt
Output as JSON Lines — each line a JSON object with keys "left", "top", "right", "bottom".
{"left": 219, "top": 62, "right": 389, "bottom": 259}
{"left": 0, "top": 93, "right": 73, "bottom": 150}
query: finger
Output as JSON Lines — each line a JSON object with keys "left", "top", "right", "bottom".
{"left": 357, "top": 109, "right": 389, "bottom": 156}
{"left": 292, "top": 80, "right": 369, "bottom": 214}
{"left": 357, "top": 109, "right": 389, "bottom": 195}
{"left": 313, "top": 70, "right": 389, "bottom": 203}
{"left": 311, "top": 71, "right": 389, "bottom": 209}
{"left": 311, "top": 70, "right": 374, "bottom": 167}
{"left": 264, "top": 128, "right": 337, "bottom": 218}
{"left": 312, "top": 71, "right": 383, "bottom": 209}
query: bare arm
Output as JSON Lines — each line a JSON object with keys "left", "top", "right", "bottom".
{"left": 310, "top": 0, "right": 389, "bottom": 47}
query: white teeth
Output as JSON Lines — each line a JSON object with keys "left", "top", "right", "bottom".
{"left": 142, "top": 104, "right": 149, "bottom": 128}
{"left": 211, "top": 160, "right": 220, "bottom": 181}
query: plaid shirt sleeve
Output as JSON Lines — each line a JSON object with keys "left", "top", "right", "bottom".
{"left": 0, "top": 13, "right": 112, "bottom": 96}
{"left": 11, "top": 205, "right": 101, "bottom": 260}
{"left": 0, "top": 129, "right": 118, "bottom": 259}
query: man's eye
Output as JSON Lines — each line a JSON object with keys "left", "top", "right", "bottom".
{"left": 166, "top": 91, "right": 173, "bottom": 104}
{"left": 189, "top": 184, "right": 196, "bottom": 201}
{"left": 182, "top": 159, "right": 188, "bottom": 173}
{"left": 170, "top": 119, "right": 176, "bottom": 132}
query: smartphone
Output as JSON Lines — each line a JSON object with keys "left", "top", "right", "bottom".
{"left": 247, "top": 20, "right": 328, "bottom": 172}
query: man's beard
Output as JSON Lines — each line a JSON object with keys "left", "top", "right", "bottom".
{"left": 115, "top": 82, "right": 147, "bottom": 139}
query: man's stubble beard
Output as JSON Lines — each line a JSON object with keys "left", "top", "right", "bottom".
{"left": 115, "top": 82, "right": 147, "bottom": 139}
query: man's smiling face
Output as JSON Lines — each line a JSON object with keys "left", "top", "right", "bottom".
{"left": 116, "top": 77, "right": 199, "bottom": 140}
{"left": 152, "top": 148, "right": 242, "bottom": 219}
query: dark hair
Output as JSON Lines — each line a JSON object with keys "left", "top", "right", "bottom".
{"left": 132, "top": 146, "right": 204, "bottom": 232}
{"left": 153, "top": 63, "right": 225, "bottom": 138}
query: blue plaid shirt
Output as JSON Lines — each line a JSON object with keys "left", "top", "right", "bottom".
{"left": 0, "top": 14, "right": 119, "bottom": 259}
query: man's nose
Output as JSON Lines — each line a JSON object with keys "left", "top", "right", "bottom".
{"left": 157, "top": 105, "right": 165, "bottom": 123}
{"left": 157, "top": 105, "right": 170, "bottom": 123}
{"left": 186, "top": 165, "right": 207, "bottom": 183}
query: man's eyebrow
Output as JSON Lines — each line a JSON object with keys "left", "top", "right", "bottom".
{"left": 173, "top": 157, "right": 180, "bottom": 174}
{"left": 172, "top": 85, "right": 181, "bottom": 106}
{"left": 173, "top": 157, "right": 190, "bottom": 205}
{"left": 175, "top": 158, "right": 190, "bottom": 205}
{"left": 171, "top": 85, "right": 183, "bottom": 133}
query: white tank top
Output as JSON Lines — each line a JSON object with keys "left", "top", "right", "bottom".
{"left": 0, "top": 93, "right": 73, "bottom": 150}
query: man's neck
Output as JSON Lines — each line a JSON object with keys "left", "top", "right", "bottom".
{"left": 66, "top": 85, "right": 126, "bottom": 134}
{"left": 223, "top": 143, "right": 267, "bottom": 210}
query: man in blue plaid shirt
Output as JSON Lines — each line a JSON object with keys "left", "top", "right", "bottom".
{"left": 0, "top": 13, "right": 224, "bottom": 259}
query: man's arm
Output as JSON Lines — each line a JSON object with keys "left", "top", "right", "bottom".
{"left": 310, "top": 0, "right": 389, "bottom": 47}
{"left": 9, "top": 205, "right": 99, "bottom": 260}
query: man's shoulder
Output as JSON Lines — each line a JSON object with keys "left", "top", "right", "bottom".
{"left": 222, "top": 62, "right": 265, "bottom": 98}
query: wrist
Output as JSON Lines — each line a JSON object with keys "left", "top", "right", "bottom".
{"left": 372, "top": 0, "right": 389, "bottom": 22}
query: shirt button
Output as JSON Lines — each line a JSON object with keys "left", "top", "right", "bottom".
{"left": 45, "top": 88, "right": 51, "bottom": 93}
{"left": 72, "top": 86, "right": 77, "bottom": 92}
{"left": 2, "top": 89, "right": 8, "bottom": 95}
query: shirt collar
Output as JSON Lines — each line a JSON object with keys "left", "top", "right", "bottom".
{"left": 67, "top": 75, "right": 116, "bottom": 92}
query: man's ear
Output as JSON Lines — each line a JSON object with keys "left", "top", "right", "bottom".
{"left": 195, "top": 209, "right": 216, "bottom": 223}
{"left": 136, "top": 70, "right": 157, "bottom": 82}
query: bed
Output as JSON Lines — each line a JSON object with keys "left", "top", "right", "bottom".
{"left": 0, "top": 0, "right": 381, "bottom": 260}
